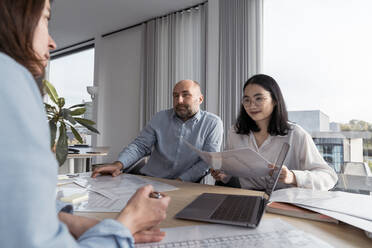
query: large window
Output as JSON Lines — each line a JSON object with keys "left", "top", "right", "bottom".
{"left": 49, "top": 48, "right": 95, "bottom": 107}
{"left": 263, "top": 0, "right": 372, "bottom": 172}
{"left": 48, "top": 47, "right": 95, "bottom": 145}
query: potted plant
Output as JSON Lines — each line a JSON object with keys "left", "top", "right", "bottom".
{"left": 43, "top": 80, "right": 99, "bottom": 166}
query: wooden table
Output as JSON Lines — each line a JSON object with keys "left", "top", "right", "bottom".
{"left": 76, "top": 177, "right": 372, "bottom": 247}
{"left": 67, "top": 146, "right": 109, "bottom": 173}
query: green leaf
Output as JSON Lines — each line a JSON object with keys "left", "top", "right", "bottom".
{"left": 61, "top": 109, "right": 76, "bottom": 125}
{"left": 70, "top": 126, "right": 83, "bottom": 143}
{"left": 75, "top": 118, "right": 99, "bottom": 134}
{"left": 70, "top": 108, "right": 86, "bottom": 116}
{"left": 44, "top": 103, "right": 54, "bottom": 109}
{"left": 43, "top": 80, "right": 59, "bottom": 105}
{"left": 69, "top": 103, "right": 86, "bottom": 109}
{"left": 49, "top": 120, "right": 57, "bottom": 148}
{"left": 56, "top": 123, "right": 68, "bottom": 166}
{"left": 74, "top": 117, "right": 95, "bottom": 125}
{"left": 44, "top": 103, "right": 56, "bottom": 114}
{"left": 58, "top": 97, "right": 65, "bottom": 108}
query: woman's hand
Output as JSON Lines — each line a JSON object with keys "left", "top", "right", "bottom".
{"left": 116, "top": 185, "right": 170, "bottom": 236}
{"left": 58, "top": 212, "right": 99, "bottom": 239}
{"left": 210, "top": 169, "right": 228, "bottom": 181}
{"left": 268, "top": 164, "right": 297, "bottom": 186}
{"left": 133, "top": 228, "right": 166, "bottom": 243}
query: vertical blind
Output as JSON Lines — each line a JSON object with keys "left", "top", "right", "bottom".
{"left": 141, "top": 4, "right": 207, "bottom": 126}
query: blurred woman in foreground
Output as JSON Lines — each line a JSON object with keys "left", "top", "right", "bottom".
{"left": 0, "top": 0, "right": 170, "bottom": 247}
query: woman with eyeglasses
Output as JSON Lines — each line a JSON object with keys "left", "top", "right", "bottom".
{"left": 211, "top": 74, "right": 337, "bottom": 191}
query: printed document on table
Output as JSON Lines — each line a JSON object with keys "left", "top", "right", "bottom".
{"left": 135, "top": 218, "right": 333, "bottom": 248}
{"left": 295, "top": 204, "right": 372, "bottom": 233}
{"left": 184, "top": 141, "right": 272, "bottom": 178}
{"left": 58, "top": 173, "right": 178, "bottom": 212}
{"left": 271, "top": 187, "right": 372, "bottom": 222}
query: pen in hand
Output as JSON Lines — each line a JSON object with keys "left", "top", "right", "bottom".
{"left": 149, "top": 191, "right": 163, "bottom": 199}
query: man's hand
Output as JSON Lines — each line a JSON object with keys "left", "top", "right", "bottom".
{"left": 58, "top": 212, "right": 99, "bottom": 239}
{"left": 91, "top": 161, "right": 123, "bottom": 178}
{"left": 134, "top": 228, "right": 166, "bottom": 243}
{"left": 210, "top": 169, "right": 228, "bottom": 181}
{"left": 116, "top": 185, "right": 170, "bottom": 235}
{"left": 268, "top": 164, "right": 297, "bottom": 186}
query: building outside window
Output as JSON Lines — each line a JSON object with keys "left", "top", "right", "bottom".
{"left": 314, "top": 138, "right": 344, "bottom": 172}
{"left": 263, "top": 0, "right": 372, "bottom": 174}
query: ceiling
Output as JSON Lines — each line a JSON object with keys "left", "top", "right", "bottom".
{"left": 50, "top": 0, "right": 205, "bottom": 51}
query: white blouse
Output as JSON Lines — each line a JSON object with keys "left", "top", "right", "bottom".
{"left": 224, "top": 123, "right": 338, "bottom": 191}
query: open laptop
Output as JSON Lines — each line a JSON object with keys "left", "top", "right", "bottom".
{"left": 175, "top": 143, "right": 290, "bottom": 228}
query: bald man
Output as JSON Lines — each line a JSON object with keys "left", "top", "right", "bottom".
{"left": 92, "top": 80, "right": 223, "bottom": 182}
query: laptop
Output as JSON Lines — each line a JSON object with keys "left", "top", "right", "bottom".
{"left": 175, "top": 143, "right": 290, "bottom": 228}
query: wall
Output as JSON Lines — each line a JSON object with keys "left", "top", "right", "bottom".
{"left": 350, "top": 138, "right": 364, "bottom": 162}
{"left": 94, "top": 26, "right": 144, "bottom": 163}
{"left": 288, "top": 110, "right": 330, "bottom": 132}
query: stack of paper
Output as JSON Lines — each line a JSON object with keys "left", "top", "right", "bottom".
{"left": 270, "top": 187, "right": 372, "bottom": 233}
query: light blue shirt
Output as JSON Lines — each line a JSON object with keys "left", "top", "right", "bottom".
{"left": 118, "top": 109, "right": 223, "bottom": 182}
{"left": 0, "top": 52, "right": 134, "bottom": 247}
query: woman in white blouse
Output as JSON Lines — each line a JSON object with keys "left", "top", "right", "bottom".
{"left": 212, "top": 74, "right": 338, "bottom": 191}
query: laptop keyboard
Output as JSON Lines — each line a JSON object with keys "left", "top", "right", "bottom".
{"left": 210, "top": 195, "right": 259, "bottom": 222}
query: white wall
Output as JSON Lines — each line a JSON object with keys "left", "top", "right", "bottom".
{"left": 95, "top": 26, "right": 144, "bottom": 163}
{"left": 350, "top": 138, "right": 364, "bottom": 162}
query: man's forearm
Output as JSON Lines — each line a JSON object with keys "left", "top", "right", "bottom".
{"left": 179, "top": 160, "right": 208, "bottom": 182}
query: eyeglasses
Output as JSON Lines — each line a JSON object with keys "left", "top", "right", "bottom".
{"left": 241, "top": 96, "right": 269, "bottom": 107}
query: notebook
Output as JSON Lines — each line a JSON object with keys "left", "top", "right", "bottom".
{"left": 175, "top": 143, "right": 290, "bottom": 228}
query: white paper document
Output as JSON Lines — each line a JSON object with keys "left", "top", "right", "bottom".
{"left": 295, "top": 204, "right": 372, "bottom": 233}
{"left": 185, "top": 141, "right": 271, "bottom": 178}
{"left": 270, "top": 187, "right": 372, "bottom": 232}
{"left": 58, "top": 173, "right": 178, "bottom": 212}
{"left": 135, "top": 218, "right": 333, "bottom": 248}
{"left": 271, "top": 188, "right": 372, "bottom": 221}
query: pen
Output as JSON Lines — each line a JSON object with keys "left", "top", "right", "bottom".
{"left": 149, "top": 191, "right": 163, "bottom": 199}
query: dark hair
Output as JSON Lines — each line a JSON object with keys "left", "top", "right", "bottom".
{"left": 235, "top": 74, "right": 290, "bottom": 136}
{"left": 0, "top": 0, "right": 46, "bottom": 83}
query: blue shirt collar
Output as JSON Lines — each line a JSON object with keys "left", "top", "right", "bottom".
{"left": 172, "top": 109, "right": 202, "bottom": 123}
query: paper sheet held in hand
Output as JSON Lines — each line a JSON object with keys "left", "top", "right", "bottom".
{"left": 185, "top": 141, "right": 272, "bottom": 178}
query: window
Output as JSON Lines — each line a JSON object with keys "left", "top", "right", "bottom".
{"left": 48, "top": 47, "right": 95, "bottom": 145}
{"left": 263, "top": 0, "right": 372, "bottom": 173}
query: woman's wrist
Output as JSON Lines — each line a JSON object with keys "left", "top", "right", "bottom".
{"left": 290, "top": 170, "right": 297, "bottom": 186}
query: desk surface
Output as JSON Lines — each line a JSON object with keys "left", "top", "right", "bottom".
{"left": 76, "top": 176, "right": 372, "bottom": 247}
{"left": 67, "top": 146, "right": 110, "bottom": 159}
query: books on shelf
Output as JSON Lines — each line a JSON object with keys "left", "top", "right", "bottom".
{"left": 267, "top": 202, "right": 339, "bottom": 224}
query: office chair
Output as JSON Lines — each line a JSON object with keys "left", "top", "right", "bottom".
{"left": 342, "top": 162, "right": 371, "bottom": 176}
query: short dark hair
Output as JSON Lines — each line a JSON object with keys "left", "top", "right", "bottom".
{"left": 235, "top": 74, "right": 290, "bottom": 136}
{"left": 0, "top": 0, "right": 46, "bottom": 82}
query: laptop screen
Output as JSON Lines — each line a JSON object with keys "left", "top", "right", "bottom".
{"left": 264, "top": 143, "right": 290, "bottom": 197}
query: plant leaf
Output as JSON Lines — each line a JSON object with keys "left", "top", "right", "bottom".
{"left": 75, "top": 118, "right": 99, "bottom": 134}
{"left": 70, "top": 108, "right": 86, "bottom": 116}
{"left": 44, "top": 103, "right": 57, "bottom": 114}
{"left": 61, "top": 109, "right": 76, "bottom": 125}
{"left": 58, "top": 97, "right": 65, "bottom": 108}
{"left": 74, "top": 117, "right": 95, "bottom": 125}
{"left": 56, "top": 123, "right": 68, "bottom": 166}
{"left": 69, "top": 103, "right": 86, "bottom": 109}
{"left": 43, "top": 80, "right": 59, "bottom": 105}
{"left": 70, "top": 126, "right": 83, "bottom": 143}
{"left": 49, "top": 120, "right": 57, "bottom": 148}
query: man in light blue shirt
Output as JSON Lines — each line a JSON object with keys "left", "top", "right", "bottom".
{"left": 92, "top": 80, "right": 223, "bottom": 182}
